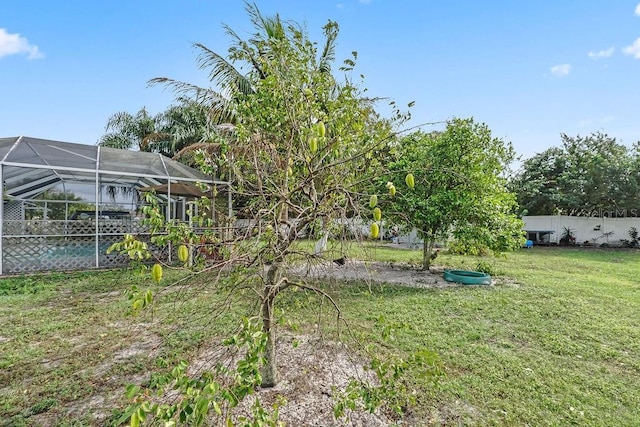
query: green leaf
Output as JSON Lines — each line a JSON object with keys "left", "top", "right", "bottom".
{"left": 196, "top": 397, "right": 209, "bottom": 414}
{"left": 130, "top": 412, "right": 140, "bottom": 427}
{"left": 136, "top": 407, "right": 147, "bottom": 422}
{"left": 125, "top": 385, "right": 141, "bottom": 399}
{"left": 212, "top": 400, "right": 222, "bottom": 415}
{"left": 115, "top": 405, "right": 137, "bottom": 426}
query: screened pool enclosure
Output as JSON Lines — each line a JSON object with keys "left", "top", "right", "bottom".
{"left": 0, "top": 136, "right": 230, "bottom": 274}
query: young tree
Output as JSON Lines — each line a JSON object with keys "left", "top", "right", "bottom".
{"left": 135, "top": 4, "right": 405, "bottom": 391}
{"left": 382, "top": 118, "right": 524, "bottom": 269}
{"left": 222, "top": 22, "right": 399, "bottom": 388}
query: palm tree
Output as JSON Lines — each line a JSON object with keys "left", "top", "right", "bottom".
{"left": 143, "top": 100, "right": 215, "bottom": 158}
{"left": 148, "top": 2, "right": 338, "bottom": 125}
{"left": 98, "top": 101, "right": 219, "bottom": 160}
{"left": 97, "top": 107, "right": 164, "bottom": 151}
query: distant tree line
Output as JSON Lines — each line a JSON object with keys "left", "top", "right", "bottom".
{"left": 510, "top": 132, "right": 640, "bottom": 217}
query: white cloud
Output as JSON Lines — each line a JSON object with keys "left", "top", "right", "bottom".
{"left": 623, "top": 37, "right": 640, "bottom": 58}
{"left": 578, "top": 115, "right": 615, "bottom": 128}
{"left": 0, "top": 28, "right": 43, "bottom": 59}
{"left": 578, "top": 114, "right": 616, "bottom": 129}
{"left": 601, "top": 114, "right": 615, "bottom": 123}
{"left": 550, "top": 64, "right": 571, "bottom": 77}
{"left": 588, "top": 47, "right": 614, "bottom": 59}
{"left": 635, "top": 3, "right": 640, "bottom": 16}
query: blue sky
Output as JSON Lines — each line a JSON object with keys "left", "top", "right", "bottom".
{"left": 2, "top": 1, "right": 640, "bottom": 160}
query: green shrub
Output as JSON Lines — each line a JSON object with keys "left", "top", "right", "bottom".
{"left": 475, "top": 260, "right": 499, "bottom": 276}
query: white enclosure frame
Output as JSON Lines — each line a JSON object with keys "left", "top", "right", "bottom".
{"left": 0, "top": 136, "right": 232, "bottom": 274}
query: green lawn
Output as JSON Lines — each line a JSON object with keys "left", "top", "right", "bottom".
{"left": 0, "top": 246, "right": 638, "bottom": 426}
{"left": 334, "top": 246, "right": 640, "bottom": 425}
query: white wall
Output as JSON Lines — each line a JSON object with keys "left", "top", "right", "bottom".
{"left": 523, "top": 215, "right": 640, "bottom": 245}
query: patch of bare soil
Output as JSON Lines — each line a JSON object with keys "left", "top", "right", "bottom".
{"left": 185, "top": 332, "right": 393, "bottom": 427}
{"left": 202, "top": 261, "right": 469, "bottom": 426}
{"left": 290, "top": 259, "right": 460, "bottom": 289}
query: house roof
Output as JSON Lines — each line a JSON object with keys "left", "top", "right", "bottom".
{"left": 0, "top": 136, "right": 225, "bottom": 199}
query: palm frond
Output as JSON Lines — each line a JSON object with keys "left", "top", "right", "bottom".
{"left": 104, "top": 111, "right": 135, "bottom": 132}
{"left": 140, "top": 132, "right": 172, "bottom": 153}
{"left": 319, "top": 21, "right": 339, "bottom": 74}
{"left": 223, "top": 23, "right": 267, "bottom": 81}
{"left": 148, "top": 77, "right": 236, "bottom": 123}
{"left": 98, "top": 134, "right": 133, "bottom": 150}
{"left": 173, "top": 142, "right": 221, "bottom": 160}
{"left": 148, "top": 77, "right": 217, "bottom": 102}
{"left": 245, "top": 2, "right": 285, "bottom": 41}
{"left": 193, "top": 43, "right": 254, "bottom": 96}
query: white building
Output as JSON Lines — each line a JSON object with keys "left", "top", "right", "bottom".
{"left": 523, "top": 215, "right": 640, "bottom": 246}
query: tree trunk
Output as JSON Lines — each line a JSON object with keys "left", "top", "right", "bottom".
{"left": 261, "top": 265, "right": 279, "bottom": 387}
{"left": 422, "top": 238, "right": 432, "bottom": 271}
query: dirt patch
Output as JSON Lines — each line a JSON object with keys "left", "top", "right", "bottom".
{"left": 258, "top": 334, "right": 392, "bottom": 426}
{"left": 188, "top": 332, "right": 394, "bottom": 426}
{"left": 290, "top": 259, "right": 464, "bottom": 288}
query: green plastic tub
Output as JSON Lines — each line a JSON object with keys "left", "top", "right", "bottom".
{"left": 443, "top": 270, "right": 492, "bottom": 285}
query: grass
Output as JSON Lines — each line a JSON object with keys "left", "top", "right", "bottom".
{"left": 0, "top": 246, "right": 639, "bottom": 425}
{"left": 0, "top": 267, "right": 247, "bottom": 426}
{"left": 333, "top": 246, "right": 640, "bottom": 425}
